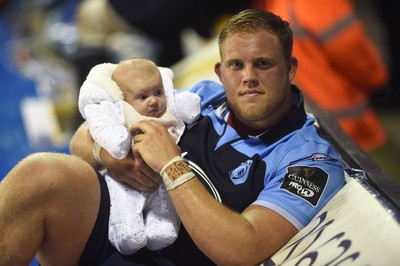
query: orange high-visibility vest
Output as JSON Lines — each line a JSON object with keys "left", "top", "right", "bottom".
{"left": 256, "top": 0, "right": 389, "bottom": 151}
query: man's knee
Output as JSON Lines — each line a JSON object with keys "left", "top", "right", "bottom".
{"left": 9, "top": 152, "right": 92, "bottom": 185}
{"left": 8, "top": 152, "right": 102, "bottom": 265}
{"left": 3, "top": 152, "right": 100, "bottom": 212}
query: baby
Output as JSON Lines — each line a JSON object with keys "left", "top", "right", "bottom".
{"left": 78, "top": 58, "right": 201, "bottom": 254}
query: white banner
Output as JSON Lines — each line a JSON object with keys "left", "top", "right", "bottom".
{"left": 265, "top": 173, "right": 400, "bottom": 265}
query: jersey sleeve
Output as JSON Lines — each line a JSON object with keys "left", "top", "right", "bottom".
{"left": 178, "top": 80, "right": 226, "bottom": 114}
{"left": 253, "top": 134, "right": 345, "bottom": 231}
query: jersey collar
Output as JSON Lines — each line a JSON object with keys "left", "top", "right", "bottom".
{"left": 216, "top": 85, "right": 307, "bottom": 145}
{"left": 257, "top": 85, "right": 307, "bottom": 145}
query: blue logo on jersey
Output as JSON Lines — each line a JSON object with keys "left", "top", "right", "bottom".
{"left": 229, "top": 160, "right": 253, "bottom": 185}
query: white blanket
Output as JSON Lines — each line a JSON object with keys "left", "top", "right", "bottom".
{"left": 78, "top": 63, "right": 200, "bottom": 159}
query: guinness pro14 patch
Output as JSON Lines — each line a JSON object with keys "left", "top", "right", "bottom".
{"left": 281, "top": 165, "right": 328, "bottom": 206}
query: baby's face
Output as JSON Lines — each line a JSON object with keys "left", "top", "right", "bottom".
{"left": 124, "top": 81, "right": 167, "bottom": 118}
{"left": 113, "top": 58, "right": 167, "bottom": 117}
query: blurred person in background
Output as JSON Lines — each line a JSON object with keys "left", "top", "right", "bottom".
{"left": 73, "top": 0, "right": 249, "bottom": 80}
{"left": 254, "top": 0, "right": 389, "bottom": 152}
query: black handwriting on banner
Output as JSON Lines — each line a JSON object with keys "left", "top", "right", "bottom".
{"left": 278, "top": 211, "right": 361, "bottom": 265}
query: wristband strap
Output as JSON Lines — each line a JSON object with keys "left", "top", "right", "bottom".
{"left": 160, "top": 156, "right": 195, "bottom": 190}
{"left": 93, "top": 141, "right": 105, "bottom": 167}
{"left": 165, "top": 172, "right": 196, "bottom": 190}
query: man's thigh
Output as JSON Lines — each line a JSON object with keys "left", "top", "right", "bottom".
{"left": 0, "top": 153, "right": 101, "bottom": 265}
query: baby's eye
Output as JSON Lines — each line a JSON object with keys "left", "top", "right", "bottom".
{"left": 138, "top": 94, "right": 148, "bottom": 100}
{"left": 154, "top": 89, "right": 164, "bottom": 97}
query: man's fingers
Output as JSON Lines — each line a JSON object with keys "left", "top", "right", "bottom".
{"left": 130, "top": 120, "right": 162, "bottom": 136}
{"left": 122, "top": 177, "right": 158, "bottom": 193}
{"left": 132, "top": 133, "right": 144, "bottom": 144}
{"left": 110, "top": 169, "right": 158, "bottom": 193}
{"left": 132, "top": 147, "right": 143, "bottom": 161}
{"left": 140, "top": 165, "right": 162, "bottom": 184}
{"left": 104, "top": 149, "right": 161, "bottom": 192}
{"left": 131, "top": 142, "right": 142, "bottom": 161}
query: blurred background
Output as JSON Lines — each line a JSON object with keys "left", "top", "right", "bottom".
{"left": 0, "top": 0, "right": 399, "bottom": 187}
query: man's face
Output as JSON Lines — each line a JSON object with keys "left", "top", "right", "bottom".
{"left": 215, "top": 30, "right": 297, "bottom": 129}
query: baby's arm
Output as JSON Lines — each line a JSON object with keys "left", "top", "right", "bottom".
{"left": 78, "top": 63, "right": 134, "bottom": 160}
{"left": 172, "top": 91, "right": 201, "bottom": 124}
{"left": 158, "top": 67, "right": 201, "bottom": 125}
{"left": 83, "top": 100, "right": 132, "bottom": 159}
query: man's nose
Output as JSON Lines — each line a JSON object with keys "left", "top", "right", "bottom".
{"left": 243, "top": 66, "right": 259, "bottom": 86}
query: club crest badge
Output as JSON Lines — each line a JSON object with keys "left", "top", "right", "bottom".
{"left": 229, "top": 160, "right": 253, "bottom": 185}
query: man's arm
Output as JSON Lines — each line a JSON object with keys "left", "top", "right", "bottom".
{"left": 70, "top": 122, "right": 162, "bottom": 192}
{"left": 131, "top": 120, "right": 297, "bottom": 265}
{"left": 70, "top": 122, "right": 101, "bottom": 169}
{"left": 174, "top": 180, "right": 297, "bottom": 265}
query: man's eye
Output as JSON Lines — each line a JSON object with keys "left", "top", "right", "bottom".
{"left": 230, "top": 61, "right": 243, "bottom": 69}
{"left": 256, "top": 60, "right": 269, "bottom": 68}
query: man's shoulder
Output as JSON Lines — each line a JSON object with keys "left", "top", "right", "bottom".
{"left": 190, "top": 80, "right": 224, "bottom": 95}
{"left": 184, "top": 80, "right": 226, "bottom": 110}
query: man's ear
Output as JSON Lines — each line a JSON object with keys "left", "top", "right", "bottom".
{"left": 288, "top": 56, "right": 298, "bottom": 81}
{"left": 214, "top": 62, "right": 222, "bottom": 80}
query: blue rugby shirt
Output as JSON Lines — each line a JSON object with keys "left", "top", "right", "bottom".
{"left": 161, "top": 80, "right": 345, "bottom": 264}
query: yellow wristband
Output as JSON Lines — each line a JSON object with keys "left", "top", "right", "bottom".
{"left": 93, "top": 141, "right": 105, "bottom": 167}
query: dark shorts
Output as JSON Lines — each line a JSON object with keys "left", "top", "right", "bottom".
{"left": 78, "top": 172, "right": 176, "bottom": 266}
{"left": 78, "top": 172, "right": 114, "bottom": 266}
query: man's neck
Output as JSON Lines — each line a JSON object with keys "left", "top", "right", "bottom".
{"left": 227, "top": 112, "right": 267, "bottom": 137}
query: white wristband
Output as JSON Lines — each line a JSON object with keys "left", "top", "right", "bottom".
{"left": 160, "top": 156, "right": 195, "bottom": 190}
{"left": 93, "top": 141, "right": 105, "bottom": 167}
{"left": 165, "top": 172, "right": 196, "bottom": 190}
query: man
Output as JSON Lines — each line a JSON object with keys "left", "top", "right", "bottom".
{"left": 0, "top": 9, "right": 345, "bottom": 265}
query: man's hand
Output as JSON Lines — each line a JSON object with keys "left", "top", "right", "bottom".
{"left": 70, "top": 122, "right": 161, "bottom": 192}
{"left": 131, "top": 120, "right": 181, "bottom": 173}
{"left": 102, "top": 149, "right": 162, "bottom": 193}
